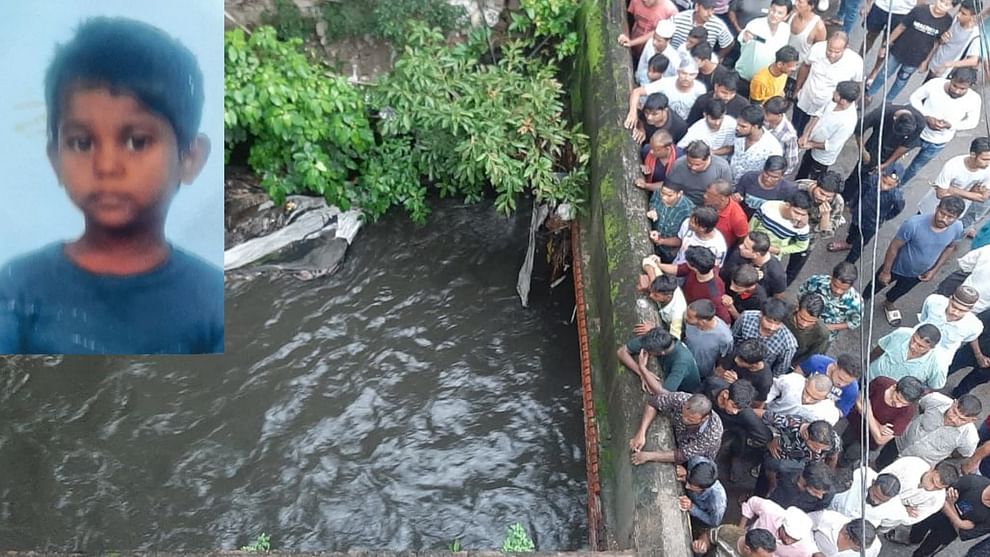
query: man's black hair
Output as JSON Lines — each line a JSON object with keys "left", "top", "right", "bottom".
{"left": 688, "top": 25, "right": 709, "bottom": 41}
{"left": 775, "top": 45, "right": 799, "bottom": 64}
{"left": 651, "top": 274, "right": 679, "bottom": 294}
{"left": 938, "top": 195, "right": 966, "bottom": 217}
{"left": 806, "top": 420, "right": 834, "bottom": 445}
{"left": 950, "top": 67, "right": 979, "bottom": 85}
{"left": 835, "top": 353, "right": 863, "bottom": 379}
{"left": 45, "top": 16, "right": 204, "bottom": 151}
{"left": 733, "top": 264, "right": 760, "bottom": 288}
{"left": 770, "top": 0, "right": 794, "bottom": 9}
{"left": 818, "top": 171, "right": 844, "bottom": 193}
{"left": 875, "top": 473, "right": 901, "bottom": 497}
{"left": 685, "top": 139, "right": 712, "bottom": 160}
{"left": 689, "top": 299, "right": 717, "bottom": 320}
{"left": 727, "top": 378, "right": 757, "bottom": 408}
{"left": 916, "top": 323, "right": 942, "bottom": 345}
{"left": 761, "top": 297, "right": 789, "bottom": 322}
{"left": 895, "top": 376, "right": 925, "bottom": 403}
{"left": 798, "top": 293, "right": 825, "bottom": 317}
{"left": 802, "top": 461, "right": 833, "bottom": 492}
{"left": 832, "top": 261, "right": 858, "bottom": 284}
{"left": 715, "top": 69, "right": 740, "bottom": 91}
{"left": 893, "top": 111, "right": 919, "bottom": 136}
{"left": 687, "top": 459, "right": 718, "bottom": 489}
{"left": 649, "top": 54, "right": 671, "bottom": 75}
{"left": 685, "top": 245, "right": 717, "bottom": 273}
{"left": 764, "top": 155, "right": 787, "bottom": 173}
{"left": 738, "top": 105, "right": 765, "bottom": 127}
{"left": 704, "top": 99, "right": 726, "bottom": 119}
{"left": 691, "top": 41, "right": 715, "bottom": 62}
{"left": 844, "top": 519, "right": 876, "bottom": 551}
{"left": 835, "top": 80, "right": 861, "bottom": 103}
{"left": 745, "top": 529, "right": 777, "bottom": 552}
{"left": 960, "top": 0, "right": 978, "bottom": 12}
{"left": 643, "top": 92, "right": 670, "bottom": 112}
{"left": 971, "top": 137, "right": 990, "bottom": 155}
{"left": 640, "top": 327, "right": 676, "bottom": 354}
{"left": 957, "top": 393, "right": 983, "bottom": 417}
{"left": 693, "top": 206, "right": 720, "bottom": 232}
{"left": 935, "top": 460, "right": 961, "bottom": 486}
{"left": 764, "top": 96, "right": 790, "bottom": 115}
{"left": 736, "top": 338, "right": 766, "bottom": 363}
{"left": 788, "top": 190, "right": 814, "bottom": 211}
{"left": 749, "top": 230, "right": 771, "bottom": 254}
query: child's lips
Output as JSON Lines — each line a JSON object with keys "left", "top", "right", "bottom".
{"left": 86, "top": 192, "right": 134, "bottom": 211}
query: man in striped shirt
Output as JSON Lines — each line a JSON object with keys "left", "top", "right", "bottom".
{"left": 671, "top": 0, "right": 735, "bottom": 58}
{"left": 749, "top": 190, "right": 812, "bottom": 281}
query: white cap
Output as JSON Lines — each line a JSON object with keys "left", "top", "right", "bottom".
{"left": 781, "top": 508, "right": 813, "bottom": 541}
{"left": 655, "top": 19, "right": 676, "bottom": 38}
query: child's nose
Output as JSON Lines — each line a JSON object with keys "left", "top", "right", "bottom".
{"left": 93, "top": 143, "right": 124, "bottom": 176}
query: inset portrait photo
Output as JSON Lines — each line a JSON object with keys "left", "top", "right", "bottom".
{"left": 0, "top": 1, "right": 224, "bottom": 354}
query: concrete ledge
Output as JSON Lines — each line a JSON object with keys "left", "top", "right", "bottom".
{"left": 570, "top": 0, "right": 693, "bottom": 554}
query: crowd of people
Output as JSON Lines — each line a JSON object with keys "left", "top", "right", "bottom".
{"left": 613, "top": 0, "right": 990, "bottom": 554}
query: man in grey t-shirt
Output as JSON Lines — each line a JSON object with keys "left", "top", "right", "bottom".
{"left": 684, "top": 299, "right": 734, "bottom": 377}
{"left": 667, "top": 140, "right": 734, "bottom": 205}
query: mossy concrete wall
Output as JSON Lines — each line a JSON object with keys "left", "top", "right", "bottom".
{"left": 570, "top": 0, "right": 694, "bottom": 554}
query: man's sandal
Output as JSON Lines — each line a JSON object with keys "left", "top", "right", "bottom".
{"left": 884, "top": 306, "right": 902, "bottom": 326}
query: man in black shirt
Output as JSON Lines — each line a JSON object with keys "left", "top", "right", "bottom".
{"left": 632, "top": 92, "right": 689, "bottom": 145}
{"left": 843, "top": 105, "right": 923, "bottom": 204}
{"left": 703, "top": 376, "right": 772, "bottom": 481}
{"left": 720, "top": 231, "right": 788, "bottom": 298}
{"left": 768, "top": 461, "right": 835, "bottom": 513}
{"left": 713, "top": 338, "right": 772, "bottom": 402}
{"left": 908, "top": 474, "right": 990, "bottom": 557}
{"left": 686, "top": 67, "right": 751, "bottom": 125}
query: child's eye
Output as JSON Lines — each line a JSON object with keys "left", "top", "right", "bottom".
{"left": 125, "top": 135, "right": 152, "bottom": 151}
{"left": 64, "top": 137, "right": 92, "bottom": 152}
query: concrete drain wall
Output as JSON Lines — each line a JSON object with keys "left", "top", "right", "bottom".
{"left": 570, "top": 0, "right": 695, "bottom": 554}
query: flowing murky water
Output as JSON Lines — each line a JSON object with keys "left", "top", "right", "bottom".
{"left": 0, "top": 200, "right": 587, "bottom": 551}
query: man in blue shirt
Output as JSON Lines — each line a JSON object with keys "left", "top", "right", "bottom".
{"left": 676, "top": 455, "right": 727, "bottom": 530}
{"left": 862, "top": 196, "right": 965, "bottom": 326}
{"left": 795, "top": 353, "right": 861, "bottom": 417}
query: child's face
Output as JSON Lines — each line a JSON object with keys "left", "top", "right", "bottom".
{"left": 48, "top": 87, "right": 208, "bottom": 232}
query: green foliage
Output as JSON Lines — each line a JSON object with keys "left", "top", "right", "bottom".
{"left": 500, "top": 523, "right": 535, "bottom": 552}
{"left": 263, "top": 0, "right": 314, "bottom": 41}
{"left": 510, "top": 0, "right": 581, "bottom": 59}
{"left": 449, "top": 539, "right": 463, "bottom": 551}
{"left": 371, "top": 25, "right": 588, "bottom": 222}
{"left": 241, "top": 533, "right": 271, "bottom": 552}
{"left": 374, "top": 0, "right": 467, "bottom": 47}
{"left": 224, "top": 27, "right": 374, "bottom": 207}
{"left": 321, "top": 1, "right": 376, "bottom": 42}
{"left": 321, "top": 0, "right": 466, "bottom": 47}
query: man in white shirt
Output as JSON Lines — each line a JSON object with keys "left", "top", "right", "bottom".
{"left": 877, "top": 457, "right": 959, "bottom": 530}
{"left": 765, "top": 372, "right": 841, "bottom": 424}
{"left": 955, "top": 245, "right": 990, "bottom": 313}
{"left": 791, "top": 31, "right": 863, "bottom": 135}
{"left": 636, "top": 20, "right": 681, "bottom": 86}
{"left": 677, "top": 99, "right": 736, "bottom": 150}
{"left": 654, "top": 59, "right": 708, "bottom": 120}
{"left": 915, "top": 138, "right": 990, "bottom": 230}
{"left": 811, "top": 510, "right": 881, "bottom": 556}
{"left": 828, "top": 467, "right": 903, "bottom": 528}
{"left": 728, "top": 105, "right": 783, "bottom": 184}
{"left": 795, "top": 81, "right": 859, "bottom": 181}
{"left": 917, "top": 285, "right": 984, "bottom": 371}
{"left": 902, "top": 68, "right": 982, "bottom": 186}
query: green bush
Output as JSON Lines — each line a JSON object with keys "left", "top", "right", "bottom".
{"left": 370, "top": 25, "right": 588, "bottom": 221}
{"left": 500, "top": 523, "right": 535, "bottom": 552}
{"left": 510, "top": 0, "right": 581, "bottom": 59}
{"left": 320, "top": 0, "right": 466, "bottom": 47}
{"left": 263, "top": 0, "right": 314, "bottom": 41}
{"left": 224, "top": 27, "right": 374, "bottom": 207}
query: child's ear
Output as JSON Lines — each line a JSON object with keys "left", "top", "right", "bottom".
{"left": 179, "top": 134, "right": 211, "bottom": 184}
{"left": 47, "top": 143, "right": 64, "bottom": 186}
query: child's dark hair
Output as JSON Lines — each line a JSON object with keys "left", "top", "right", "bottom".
{"left": 45, "top": 17, "right": 204, "bottom": 152}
